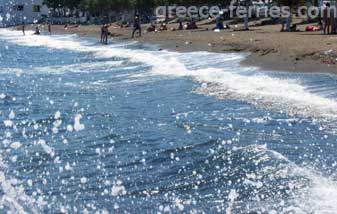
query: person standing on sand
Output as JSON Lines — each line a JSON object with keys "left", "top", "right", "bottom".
{"left": 100, "top": 25, "right": 109, "bottom": 45}
{"left": 22, "top": 22, "right": 25, "bottom": 36}
{"left": 132, "top": 15, "right": 141, "bottom": 38}
{"left": 100, "top": 24, "right": 105, "bottom": 43}
{"left": 104, "top": 25, "right": 109, "bottom": 44}
{"left": 331, "top": 5, "right": 337, "bottom": 34}
{"left": 48, "top": 23, "right": 52, "bottom": 35}
{"left": 178, "top": 17, "right": 183, "bottom": 30}
{"left": 323, "top": 3, "right": 331, "bottom": 34}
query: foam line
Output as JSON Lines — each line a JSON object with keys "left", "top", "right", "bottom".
{"left": 2, "top": 29, "right": 336, "bottom": 126}
{"left": 2, "top": 28, "right": 337, "bottom": 213}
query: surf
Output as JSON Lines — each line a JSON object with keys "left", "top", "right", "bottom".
{"left": 1, "top": 28, "right": 337, "bottom": 213}
{"left": 2, "top": 29, "right": 337, "bottom": 132}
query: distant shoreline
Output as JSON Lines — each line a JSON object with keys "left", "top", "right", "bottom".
{"left": 10, "top": 20, "right": 337, "bottom": 75}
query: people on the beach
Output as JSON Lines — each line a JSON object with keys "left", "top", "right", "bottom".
{"left": 34, "top": 26, "right": 40, "bottom": 35}
{"left": 306, "top": 23, "right": 322, "bottom": 31}
{"left": 185, "top": 19, "right": 198, "bottom": 30}
{"left": 159, "top": 22, "right": 168, "bottom": 31}
{"left": 323, "top": 3, "right": 331, "bottom": 35}
{"left": 279, "top": 15, "right": 298, "bottom": 32}
{"left": 169, "top": 18, "right": 185, "bottom": 31}
{"left": 178, "top": 18, "right": 184, "bottom": 30}
{"left": 280, "top": 15, "right": 286, "bottom": 32}
{"left": 22, "top": 23, "right": 25, "bottom": 36}
{"left": 289, "top": 24, "right": 299, "bottom": 32}
{"left": 101, "top": 24, "right": 105, "bottom": 43}
{"left": 214, "top": 17, "right": 225, "bottom": 30}
{"left": 132, "top": 15, "right": 141, "bottom": 38}
{"left": 64, "top": 24, "right": 80, "bottom": 30}
{"left": 330, "top": 5, "right": 337, "bottom": 34}
{"left": 48, "top": 23, "right": 52, "bottom": 35}
{"left": 101, "top": 24, "right": 109, "bottom": 44}
{"left": 146, "top": 23, "right": 156, "bottom": 33}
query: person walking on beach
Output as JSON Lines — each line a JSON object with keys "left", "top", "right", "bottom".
{"left": 22, "top": 22, "right": 25, "bottom": 36}
{"left": 323, "top": 3, "right": 331, "bottom": 34}
{"left": 100, "top": 24, "right": 109, "bottom": 45}
{"left": 104, "top": 25, "right": 109, "bottom": 44}
{"left": 101, "top": 25, "right": 107, "bottom": 44}
{"left": 132, "top": 15, "right": 141, "bottom": 38}
{"left": 100, "top": 25, "right": 104, "bottom": 43}
{"left": 48, "top": 23, "right": 52, "bottom": 35}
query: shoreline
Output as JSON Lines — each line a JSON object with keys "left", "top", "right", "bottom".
{"left": 10, "top": 22, "right": 337, "bottom": 74}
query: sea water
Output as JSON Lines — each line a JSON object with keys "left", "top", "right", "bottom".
{"left": 0, "top": 29, "right": 337, "bottom": 213}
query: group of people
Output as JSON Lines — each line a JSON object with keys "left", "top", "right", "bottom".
{"left": 145, "top": 18, "right": 200, "bottom": 34}
{"left": 129, "top": 5, "right": 337, "bottom": 36}
{"left": 22, "top": 23, "right": 52, "bottom": 36}
{"left": 213, "top": 17, "right": 230, "bottom": 30}
{"left": 146, "top": 22, "right": 168, "bottom": 33}
{"left": 184, "top": 19, "right": 198, "bottom": 30}
{"left": 107, "top": 14, "right": 228, "bottom": 42}
{"left": 99, "top": 15, "right": 141, "bottom": 44}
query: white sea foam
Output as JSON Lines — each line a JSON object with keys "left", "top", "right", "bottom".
{"left": 194, "top": 69, "right": 337, "bottom": 120}
{"left": 74, "top": 114, "right": 85, "bottom": 131}
{"left": 295, "top": 170, "right": 337, "bottom": 214}
{"left": 33, "top": 60, "right": 125, "bottom": 74}
{"left": 272, "top": 149, "right": 337, "bottom": 214}
{"left": 0, "top": 155, "right": 43, "bottom": 213}
{"left": 234, "top": 145, "right": 337, "bottom": 213}
{"left": 2, "top": 27, "right": 337, "bottom": 214}
{"left": 2, "top": 28, "right": 337, "bottom": 128}
{"left": 37, "top": 139, "right": 55, "bottom": 158}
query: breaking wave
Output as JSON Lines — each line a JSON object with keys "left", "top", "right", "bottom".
{"left": 1, "top": 28, "right": 337, "bottom": 213}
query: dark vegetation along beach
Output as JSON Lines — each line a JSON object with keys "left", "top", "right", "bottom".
{"left": 1, "top": 0, "right": 337, "bottom": 213}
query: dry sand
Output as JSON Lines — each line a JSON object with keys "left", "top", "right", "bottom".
{"left": 15, "top": 19, "right": 337, "bottom": 74}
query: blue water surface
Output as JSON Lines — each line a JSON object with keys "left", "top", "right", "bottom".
{"left": 0, "top": 32, "right": 337, "bottom": 213}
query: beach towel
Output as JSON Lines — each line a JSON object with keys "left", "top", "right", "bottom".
{"left": 305, "top": 25, "right": 321, "bottom": 31}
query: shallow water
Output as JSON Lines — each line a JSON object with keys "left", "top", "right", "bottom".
{"left": 0, "top": 29, "right": 337, "bottom": 213}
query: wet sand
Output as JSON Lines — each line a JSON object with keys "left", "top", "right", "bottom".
{"left": 14, "top": 20, "right": 337, "bottom": 74}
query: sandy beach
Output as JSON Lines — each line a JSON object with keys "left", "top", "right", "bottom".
{"left": 15, "top": 19, "right": 337, "bottom": 74}
{"left": 4, "top": 15, "right": 337, "bottom": 214}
